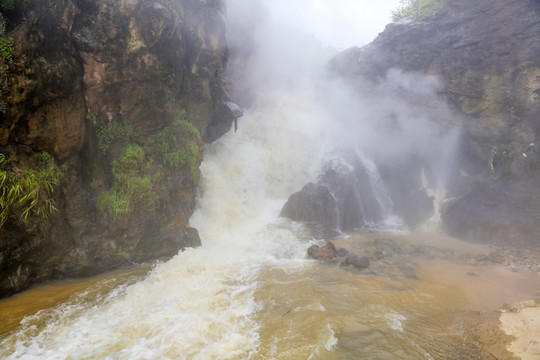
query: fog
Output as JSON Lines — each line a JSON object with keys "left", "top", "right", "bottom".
{"left": 261, "top": 0, "right": 402, "bottom": 49}
{"left": 226, "top": 0, "right": 402, "bottom": 92}
{"left": 226, "top": 0, "right": 462, "bottom": 229}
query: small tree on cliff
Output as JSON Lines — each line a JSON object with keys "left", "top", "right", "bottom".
{"left": 391, "top": 0, "right": 445, "bottom": 22}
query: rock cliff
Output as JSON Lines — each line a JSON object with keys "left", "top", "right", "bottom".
{"left": 328, "top": 0, "right": 540, "bottom": 244}
{"left": 0, "top": 0, "right": 233, "bottom": 297}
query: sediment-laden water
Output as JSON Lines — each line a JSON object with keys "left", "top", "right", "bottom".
{"left": 1, "top": 90, "right": 539, "bottom": 359}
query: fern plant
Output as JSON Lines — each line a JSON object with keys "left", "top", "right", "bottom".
{"left": 0, "top": 152, "right": 63, "bottom": 229}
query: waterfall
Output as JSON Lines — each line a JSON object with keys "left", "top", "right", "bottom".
{"left": 0, "top": 90, "right": 339, "bottom": 360}
{"left": 355, "top": 150, "right": 403, "bottom": 229}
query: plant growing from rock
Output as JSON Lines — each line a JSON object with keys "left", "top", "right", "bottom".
{"left": 391, "top": 0, "right": 446, "bottom": 22}
{"left": 97, "top": 144, "right": 158, "bottom": 222}
{"left": 97, "top": 112, "right": 201, "bottom": 222}
{"left": 97, "top": 121, "right": 140, "bottom": 154}
{"left": 153, "top": 117, "right": 201, "bottom": 181}
{"left": 0, "top": 36, "right": 13, "bottom": 63}
{"left": 0, "top": 152, "right": 63, "bottom": 229}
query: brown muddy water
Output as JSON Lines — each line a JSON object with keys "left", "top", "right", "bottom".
{"left": 1, "top": 232, "right": 539, "bottom": 359}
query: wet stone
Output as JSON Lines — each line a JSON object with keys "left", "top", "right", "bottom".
{"left": 307, "top": 242, "right": 338, "bottom": 261}
{"left": 344, "top": 255, "right": 370, "bottom": 270}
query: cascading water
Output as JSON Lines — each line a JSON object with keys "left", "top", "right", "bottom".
{"left": 314, "top": 149, "right": 403, "bottom": 232}
{"left": 4, "top": 1, "right": 538, "bottom": 359}
{"left": 355, "top": 151, "right": 403, "bottom": 229}
{"left": 0, "top": 88, "right": 343, "bottom": 359}
{"left": 0, "top": 0, "right": 406, "bottom": 356}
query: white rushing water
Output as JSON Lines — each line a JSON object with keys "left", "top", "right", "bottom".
{"left": 0, "top": 89, "right": 341, "bottom": 359}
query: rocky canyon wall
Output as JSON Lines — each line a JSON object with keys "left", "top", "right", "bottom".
{"left": 0, "top": 0, "right": 234, "bottom": 297}
{"left": 328, "top": 0, "right": 540, "bottom": 244}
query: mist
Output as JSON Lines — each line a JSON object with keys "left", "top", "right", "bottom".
{"left": 2, "top": 1, "right": 538, "bottom": 358}
{"left": 226, "top": 0, "right": 462, "bottom": 230}
{"left": 226, "top": 0, "right": 402, "bottom": 93}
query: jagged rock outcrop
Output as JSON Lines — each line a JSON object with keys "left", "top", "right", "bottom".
{"left": 280, "top": 149, "right": 396, "bottom": 237}
{"left": 0, "top": 0, "right": 236, "bottom": 297}
{"left": 328, "top": 0, "right": 540, "bottom": 244}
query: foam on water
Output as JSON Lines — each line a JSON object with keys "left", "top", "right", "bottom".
{"left": 0, "top": 90, "right": 337, "bottom": 359}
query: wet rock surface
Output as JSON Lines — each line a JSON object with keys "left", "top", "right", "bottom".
{"left": 320, "top": 235, "right": 540, "bottom": 281}
{"left": 328, "top": 0, "right": 540, "bottom": 245}
{"left": 281, "top": 149, "right": 400, "bottom": 236}
{"left": 307, "top": 241, "right": 370, "bottom": 271}
{"left": 0, "top": 0, "right": 230, "bottom": 297}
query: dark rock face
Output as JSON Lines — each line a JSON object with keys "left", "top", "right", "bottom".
{"left": 281, "top": 149, "right": 412, "bottom": 237}
{"left": 328, "top": 0, "right": 540, "bottom": 245}
{"left": 0, "top": 0, "right": 232, "bottom": 297}
{"left": 204, "top": 101, "right": 243, "bottom": 143}
{"left": 442, "top": 181, "right": 540, "bottom": 245}
{"left": 307, "top": 242, "right": 370, "bottom": 270}
{"left": 280, "top": 183, "right": 338, "bottom": 231}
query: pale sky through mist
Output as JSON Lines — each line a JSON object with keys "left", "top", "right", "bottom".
{"left": 266, "top": 0, "right": 402, "bottom": 49}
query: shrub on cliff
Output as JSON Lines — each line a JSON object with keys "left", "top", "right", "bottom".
{"left": 97, "top": 144, "right": 158, "bottom": 222}
{"left": 153, "top": 117, "right": 200, "bottom": 181}
{"left": 0, "top": 0, "right": 31, "bottom": 11}
{"left": 97, "top": 115, "right": 201, "bottom": 223}
{"left": 391, "top": 0, "right": 446, "bottom": 22}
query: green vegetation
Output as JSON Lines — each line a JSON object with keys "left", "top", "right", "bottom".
{"left": 213, "top": 67, "right": 229, "bottom": 98}
{"left": 1, "top": 0, "right": 33, "bottom": 67}
{"left": 97, "top": 144, "right": 158, "bottom": 222}
{"left": 0, "top": 152, "right": 64, "bottom": 229}
{"left": 0, "top": 36, "right": 14, "bottom": 63}
{"left": 153, "top": 118, "right": 200, "bottom": 181}
{"left": 391, "top": 0, "right": 446, "bottom": 22}
{"left": 0, "top": 0, "right": 31, "bottom": 10}
{"left": 97, "top": 114, "right": 201, "bottom": 222}
{"left": 86, "top": 112, "right": 97, "bottom": 126}
{"left": 97, "top": 121, "right": 140, "bottom": 154}
{"left": 158, "top": 0, "right": 184, "bottom": 18}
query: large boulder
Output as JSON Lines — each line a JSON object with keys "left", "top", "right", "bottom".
{"left": 281, "top": 149, "right": 415, "bottom": 236}
{"left": 280, "top": 182, "right": 338, "bottom": 231}
{"left": 441, "top": 180, "right": 540, "bottom": 246}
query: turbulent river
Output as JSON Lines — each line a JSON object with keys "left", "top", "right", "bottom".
{"left": 1, "top": 90, "right": 540, "bottom": 359}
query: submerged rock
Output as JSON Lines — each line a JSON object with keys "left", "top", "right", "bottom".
{"left": 307, "top": 242, "right": 370, "bottom": 270}
{"left": 343, "top": 255, "right": 370, "bottom": 270}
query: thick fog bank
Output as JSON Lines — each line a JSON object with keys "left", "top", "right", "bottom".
{"left": 225, "top": 0, "right": 466, "bottom": 234}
